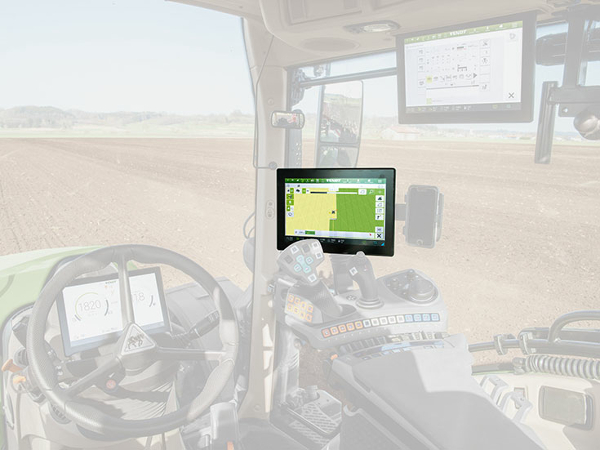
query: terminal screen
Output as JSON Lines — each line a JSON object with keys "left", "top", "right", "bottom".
{"left": 277, "top": 169, "right": 395, "bottom": 256}
{"left": 397, "top": 13, "right": 535, "bottom": 123}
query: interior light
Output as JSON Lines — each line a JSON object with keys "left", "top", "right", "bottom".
{"left": 345, "top": 21, "right": 400, "bottom": 34}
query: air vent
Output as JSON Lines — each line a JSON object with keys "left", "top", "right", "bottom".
{"left": 287, "top": 0, "right": 362, "bottom": 25}
{"left": 288, "top": 0, "right": 307, "bottom": 23}
{"left": 546, "top": 0, "right": 586, "bottom": 7}
{"left": 371, "top": 0, "right": 417, "bottom": 10}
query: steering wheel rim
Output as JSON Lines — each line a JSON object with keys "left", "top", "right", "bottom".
{"left": 26, "top": 244, "right": 239, "bottom": 439}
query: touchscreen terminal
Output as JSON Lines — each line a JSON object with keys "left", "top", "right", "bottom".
{"left": 397, "top": 12, "right": 536, "bottom": 123}
{"left": 277, "top": 168, "right": 396, "bottom": 256}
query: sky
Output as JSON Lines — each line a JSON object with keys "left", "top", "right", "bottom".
{"left": 0, "top": 0, "right": 255, "bottom": 114}
{"left": 0, "top": 0, "right": 597, "bottom": 134}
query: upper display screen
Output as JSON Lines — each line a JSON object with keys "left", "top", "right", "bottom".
{"left": 277, "top": 168, "right": 395, "bottom": 256}
{"left": 397, "top": 13, "right": 536, "bottom": 123}
{"left": 57, "top": 267, "right": 170, "bottom": 356}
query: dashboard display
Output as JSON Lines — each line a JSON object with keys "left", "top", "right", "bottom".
{"left": 277, "top": 168, "right": 395, "bottom": 256}
{"left": 57, "top": 267, "right": 170, "bottom": 356}
{"left": 397, "top": 12, "right": 536, "bottom": 123}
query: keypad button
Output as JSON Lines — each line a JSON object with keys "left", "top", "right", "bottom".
{"left": 306, "top": 256, "right": 314, "bottom": 265}
{"left": 293, "top": 264, "right": 302, "bottom": 272}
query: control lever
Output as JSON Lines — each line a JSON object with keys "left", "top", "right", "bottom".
{"left": 173, "top": 311, "right": 220, "bottom": 346}
{"left": 348, "top": 252, "right": 382, "bottom": 309}
{"left": 188, "top": 310, "right": 220, "bottom": 340}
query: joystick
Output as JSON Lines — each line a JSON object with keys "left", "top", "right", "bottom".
{"left": 348, "top": 252, "right": 382, "bottom": 309}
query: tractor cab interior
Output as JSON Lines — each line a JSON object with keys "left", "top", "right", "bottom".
{"left": 0, "top": 1, "right": 599, "bottom": 450}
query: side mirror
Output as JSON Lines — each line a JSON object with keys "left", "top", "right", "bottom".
{"left": 315, "top": 81, "right": 364, "bottom": 167}
{"left": 397, "top": 185, "right": 444, "bottom": 249}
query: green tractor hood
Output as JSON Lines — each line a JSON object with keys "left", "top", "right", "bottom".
{"left": 0, "top": 246, "right": 100, "bottom": 327}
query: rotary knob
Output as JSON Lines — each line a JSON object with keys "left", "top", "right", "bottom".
{"left": 408, "top": 278, "right": 436, "bottom": 303}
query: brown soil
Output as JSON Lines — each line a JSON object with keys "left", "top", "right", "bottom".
{"left": 1, "top": 138, "right": 599, "bottom": 383}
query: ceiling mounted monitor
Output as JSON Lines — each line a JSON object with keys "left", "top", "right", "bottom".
{"left": 397, "top": 12, "right": 537, "bottom": 124}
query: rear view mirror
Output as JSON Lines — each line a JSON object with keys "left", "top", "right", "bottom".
{"left": 315, "top": 146, "right": 359, "bottom": 168}
{"left": 315, "top": 81, "right": 364, "bottom": 167}
{"left": 403, "top": 185, "right": 444, "bottom": 249}
{"left": 271, "top": 110, "right": 305, "bottom": 129}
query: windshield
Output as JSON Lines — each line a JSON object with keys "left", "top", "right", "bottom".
{"left": 0, "top": 0, "right": 256, "bottom": 289}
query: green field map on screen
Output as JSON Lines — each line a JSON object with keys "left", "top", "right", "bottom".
{"left": 285, "top": 186, "right": 385, "bottom": 236}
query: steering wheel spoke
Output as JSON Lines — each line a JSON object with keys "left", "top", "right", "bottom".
{"left": 62, "top": 357, "right": 122, "bottom": 397}
{"left": 117, "top": 255, "right": 136, "bottom": 325}
{"left": 155, "top": 347, "right": 225, "bottom": 362}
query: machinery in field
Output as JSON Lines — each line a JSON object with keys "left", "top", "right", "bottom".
{"left": 0, "top": 1, "right": 599, "bottom": 449}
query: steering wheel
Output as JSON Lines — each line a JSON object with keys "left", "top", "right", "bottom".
{"left": 26, "top": 244, "right": 239, "bottom": 439}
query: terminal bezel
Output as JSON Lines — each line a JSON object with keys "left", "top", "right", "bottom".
{"left": 277, "top": 168, "right": 396, "bottom": 256}
{"left": 396, "top": 12, "right": 537, "bottom": 124}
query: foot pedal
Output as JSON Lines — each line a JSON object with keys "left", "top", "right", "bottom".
{"left": 274, "top": 389, "right": 341, "bottom": 450}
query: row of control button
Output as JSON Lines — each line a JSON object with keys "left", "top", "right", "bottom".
{"left": 357, "top": 340, "right": 445, "bottom": 361}
{"left": 320, "top": 313, "right": 441, "bottom": 339}
{"left": 338, "top": 331, "right": 446, "bottom": 355}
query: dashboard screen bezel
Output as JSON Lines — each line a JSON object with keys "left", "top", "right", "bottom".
{"left": 396, "top": 12, "right": 537, "bottom": 124}
{"left": 277, "top": 168, "right": 396, "bottom": 257}
{"left": 57, "top": 267, "right": 170, "bottom": 356}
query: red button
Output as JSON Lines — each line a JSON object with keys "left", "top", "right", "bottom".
{"left": 322, "top": 329, "right": 331, "bottom": 338}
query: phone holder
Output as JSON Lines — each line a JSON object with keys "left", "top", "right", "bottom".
{"left": 396, "top": 185, "right": 444, "bottom": 249}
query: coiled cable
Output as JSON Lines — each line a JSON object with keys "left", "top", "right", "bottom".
{"left": 515, "top": 354, "right": 600, "bottom": 380}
